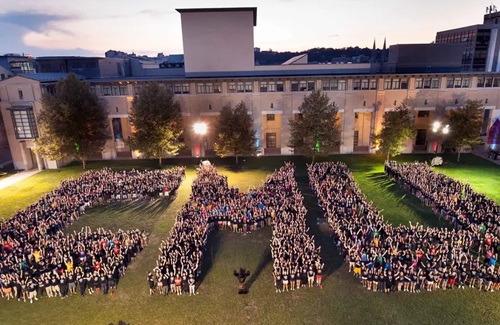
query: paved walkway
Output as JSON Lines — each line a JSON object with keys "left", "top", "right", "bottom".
{"left": 473, "top": 150, "right": 500, "bottom": 166}
{"left": 0, "top": 169, "right": 41, "bottom": 191}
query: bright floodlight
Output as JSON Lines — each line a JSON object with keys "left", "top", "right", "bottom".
{"left": 193, "top": 122, "right": 207, "bottom": 135}
{"left": 433, "top": 121, "right": 441, "bottom": 129}
{"left": 442, "top": 125, "right": 450, "bottom": 134}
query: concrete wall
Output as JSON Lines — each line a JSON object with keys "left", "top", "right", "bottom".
{"left": 180, "top": 10, "right": 255, "bottom": 73}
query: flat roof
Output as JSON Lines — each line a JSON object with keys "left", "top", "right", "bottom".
{"left": 176, "top": 7, "right": 257, "bottom": 26}
{"left": 36, "top": 56, "right": 104, "bottom": 60}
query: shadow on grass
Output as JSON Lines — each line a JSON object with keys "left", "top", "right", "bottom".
{"left": 198, "top": 230, "right": 223, "bottom": 286}
{"left": 246, "top": 247, "right": 272, "bottom": 291}
{"left": 295, "top": 166, "right": 344, "bottom": 281}
{"left": 366, "top": 172, "right": 450, "bottom": 229}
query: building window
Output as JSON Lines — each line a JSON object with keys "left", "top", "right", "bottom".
{"left": 237, "top": 82, "right": 245, "bottom": 93}
{"left": 292, "top": 80, "right": 314, "bottom": 92}
{"left": 322, "top": 80, "right": 330, "bottom": 91}
{"left": 228, "top": 82, "right": 237, "bottom": 93}
{"left": 182, "top": 83, "right": 190, "bottom": 94}
{"left": 196, "top": 83, "right": 220, "bottom": 94}
{"left": 112, "top": 86, "right": 119, "bottom": 96}
{"left": 361, "top": 80, "right": 369, "bottom": 90}
{"left": 266, "top": 133, "right": 277, "bottom": 148}
{"left": 268, "top": 82, "right": 276, "bottom": 92}
{"left": 10, "top": 109, "right": 38, "bottom": 139}
{"left": 446, "top": 78, "right": 454, "bottom": 88}
{"left": 485, "top": 77, "right": 493, "bottom": 87}
{"left": 338, "top": 80, "right": 346, "bottom": 91}
{"left": 133, "top": 84, "right": 143, "bottom": 95}
{"left": 353, "top": 80, "right": 361, "bottom": 90}
{"left": 417, "top": 110, "right": 430, "bottom": 118}
{"left": 267, "top": 114, "right": 275, "bottom": 121}
{"left": 260, "top": 81, "right": 280, "bottom": 93}
{"left": 173, "top": 84, "right": 182, "bottom": 94}
{"left": 477, "top": 77, "right": 485, "bottom": 87}
{"left": 18, "top": 90, "right": 24, "bottom": 100}
{"left": 384, "top": 79, "right": 392, "bottom": 90}
{"left": 0, "top": 74, "right": 5, "bottom": 80}
{"left": 112, "top": 118, "right": 123, "bottom": 140}
{"left": 369, "top": 79, "right": 377, "bottom": 90}
{"left": 103, "top": 86, "right": 111, "bottom": 96}
{"left": 260, "top": 82, "right": 268, "bottom": 92}
{"left": 244, "top": 82, "right": 252, "bottom": 93}
{"left": 415, "top": 129, "right": 427, "bottom": 146}
{"left": 42, "top": 85, "right": 56, "bottom": 95}
{"left": 276, "top": 82, "right": 284, "bottom": 92}
{"left": 416, "top": 77, "right": 439, "bottom": 89}
{"left": 119, "top": 85, "right": 127, "bottom": 96}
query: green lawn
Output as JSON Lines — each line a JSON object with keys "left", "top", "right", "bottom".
{"left": 0, "top": 154, "right": 498, "bottom": 325}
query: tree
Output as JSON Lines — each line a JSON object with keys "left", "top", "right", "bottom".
{"left": 36, "top": 74, "right": 110, "bottom": 169}
{"left": 128, "top": 82, "right": 183, "bottom": 166}
{"left": 288, "top": 90, "right": 340, "bottom": 162}
{"left": 373, "top": 104, "right": 416, "bottom": 161}
{"left": 214, "top": 101, "right": 256, "bottom": 164}
{"left": 443, "top": 99, "right": 484, "bottom": 162}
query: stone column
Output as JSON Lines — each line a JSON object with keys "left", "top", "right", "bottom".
{"left": 19, "top": 142, "right": 29, "bottom": 170}
{"left": 35, "top": 152, "right": 44, "bottom": 171}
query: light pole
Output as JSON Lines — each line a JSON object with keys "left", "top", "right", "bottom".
{"left": 432, "top": 121, "right": 450, "bottom": 154}
{"left": 193, "top": 122, "right": 207, "bottom": 158}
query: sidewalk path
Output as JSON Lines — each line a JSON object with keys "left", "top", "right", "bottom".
{"left": 473, "top": 150, "right": 500, "bottom": 166}
{"left": 0, "top": 169, "right": 41, "bottom": 191}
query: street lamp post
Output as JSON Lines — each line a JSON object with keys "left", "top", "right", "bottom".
{"left": 432, "top": 121, "right": 450, "bottom": 154}
{"left": 193, "top": 122, "right": 207, "bottom": 158}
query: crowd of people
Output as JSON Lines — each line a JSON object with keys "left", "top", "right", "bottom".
{"left": 385, "top": 161, "right": 499, "bottom": 235}
{"left": 269, "top": 163, "right": 323, "bottom": 292}
{"left": 0, "top": 167, "right": 185, "bottom": 303}
{"left": 151, "top": 162, "right": 323, "bottom": 296}
{"left": 309, "top": 161, "right": 500, "bottom": 294}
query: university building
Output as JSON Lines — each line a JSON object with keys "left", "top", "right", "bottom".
{"left": 0, "top": 7, "right": 499, "bottom": 170}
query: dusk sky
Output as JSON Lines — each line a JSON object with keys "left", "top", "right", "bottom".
{"left": 0, "top": 0, "right": 486, "bottom": 57}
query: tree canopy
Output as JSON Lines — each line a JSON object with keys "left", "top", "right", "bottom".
{"left": 443, "top": 99, "right": 484, "bottom": 161}
{"left": 373, "top": 104, "right": 416, "bottom": 160}
{"left": 128, "top": 82, "right": 183, "bottom": 165}
{"left": 214, "top": 101, "right": 256, "bottom": 164}
{"left": 288, "top": 90, "right": 341, "bottom": 162}
{"left": 36, "top": 73, "right": 110, "bottom": 169}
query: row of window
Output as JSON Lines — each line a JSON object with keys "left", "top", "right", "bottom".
{"left": 26, "top": 76, "right": 500, "bottom": 101}
{"left": 477, "top": 77, "right": 500, "bottom": 88}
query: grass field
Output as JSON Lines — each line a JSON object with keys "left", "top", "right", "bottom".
{"left": 0, "top": 154, "right": 498, "bottom": 325}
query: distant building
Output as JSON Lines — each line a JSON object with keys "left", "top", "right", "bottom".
{"left": 386, "top": 43, "right": 466, "bottom": 73}
{"left": 0, "top": 54, "right": 36, "bottom": 80}
{"left": 435, "top": 10, "right": 500, "bottom": 72}
{"left": 36, "top": 56, "right": 131, "bottom": 78}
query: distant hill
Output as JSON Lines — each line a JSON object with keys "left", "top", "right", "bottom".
{"left": 255, "top": 47, "right": 382, "bottom": 65}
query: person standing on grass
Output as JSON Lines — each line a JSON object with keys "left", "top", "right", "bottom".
{"left": 147, "top": 272, "right": 155, "bottom": 296}
{"left": 188, "top": 274, "right": 196, "bottom": 296}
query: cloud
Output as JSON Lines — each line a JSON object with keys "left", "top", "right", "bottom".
{"left": 137, "top": 9, "right": 174, "bottom": 18}
{"left": 0, "top": 12, "right": 76, "bottom": 32}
